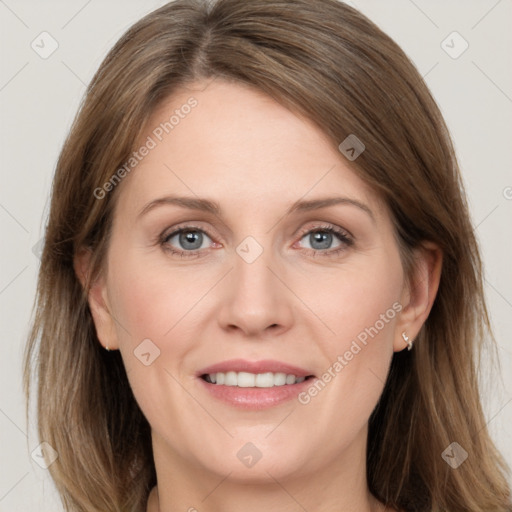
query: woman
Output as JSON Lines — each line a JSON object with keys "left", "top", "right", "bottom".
{"left": 24, "top": 0, "right": 512, "bottom": 511}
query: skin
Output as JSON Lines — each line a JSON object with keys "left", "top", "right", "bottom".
{"left": 76, "top": 79, "right": 442, "bottom": 512}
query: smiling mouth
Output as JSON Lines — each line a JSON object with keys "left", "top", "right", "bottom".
{"left": 201, "top": 371, "right": 315, "bottom": 387}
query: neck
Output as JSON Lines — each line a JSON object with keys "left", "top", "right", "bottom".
{"left": 147, "top": 429, "right": 387, "bottom": 512}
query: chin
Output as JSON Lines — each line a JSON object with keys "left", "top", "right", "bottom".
{"left": 191, "top": 435, "right": 313, "bottom": 484}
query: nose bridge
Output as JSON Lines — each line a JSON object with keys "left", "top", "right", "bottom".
{"left": 235, "top": 238, "right": 275, "bottom": 298}
{"left": 216, "top": 234, "right": 293, "bottom": 336}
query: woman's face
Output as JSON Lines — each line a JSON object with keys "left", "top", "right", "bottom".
{"left": 93, "top": 79, "right": 413, "bottom": 482}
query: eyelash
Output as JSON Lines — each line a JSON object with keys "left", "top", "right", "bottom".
{"left": 158, "top": 222, "right": 354, "bottom": 259}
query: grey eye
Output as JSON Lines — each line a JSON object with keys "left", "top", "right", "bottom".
{"left": 165, "top": 229, "right": 211, "bottom": 251}
{"left": 300, "top": 230, "right": 342, "bottom": 251}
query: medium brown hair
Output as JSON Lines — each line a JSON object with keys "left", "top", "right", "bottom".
{"left": 24, "top": 0, "right": 511, "bottom": 510}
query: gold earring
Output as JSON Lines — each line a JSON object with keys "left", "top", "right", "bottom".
{"left": 402, "top": 332, "right": 413, "bottom": 351}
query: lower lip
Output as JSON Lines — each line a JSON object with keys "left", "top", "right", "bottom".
{"left": 198, "top": 376, "right": 316, "bottom": 410}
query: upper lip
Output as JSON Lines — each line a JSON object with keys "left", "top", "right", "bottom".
{"left": 197, "top": 359, "right": 314, "bottom": 378}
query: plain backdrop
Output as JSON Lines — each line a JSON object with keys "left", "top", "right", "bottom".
{"left": 1, "top": 1, "right": 511, "bottom": 510}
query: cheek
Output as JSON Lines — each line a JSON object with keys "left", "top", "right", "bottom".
{"left": 105, "top": 254, "right": 205, "bottom": 431}
{"left": 298, "top": 251, "right": 402, "bottom": 425}
{"left": 306, "top": 250, "right": 403, "bottom": 354}
{"left": 330, "top": 271, "right": 401, "bottom": 358}
{"left": 107, "top": 252, "right": 212, "bottom": 344}
{"left": 105, "top": 251, "right": 221, "bottom": 408}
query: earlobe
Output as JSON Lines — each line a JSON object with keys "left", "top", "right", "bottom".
{"left": 74, "top": 248, "right": 119, "bottom": 351}
{"left": 394, "top": 242, "right": 443, "bottom": 352}
{"left": 401, "top": 331, "right": 413, "bottom": 351}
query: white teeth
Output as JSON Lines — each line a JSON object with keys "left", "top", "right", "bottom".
{"left": 256, "top": 372, "right": 276, "bottom": 387}
{"left": 237, "top": 372, "right": 255, "bottom": 387}
{"left": 224, "top": 371, "right": 237, "bottom": 386}
{"left": 205, "top": 371, "right": 307, "bottom": 387}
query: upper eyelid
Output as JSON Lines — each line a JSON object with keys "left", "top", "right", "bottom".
{"left": 296, "top": 222, "right": 352, "bottom": 239}
{"left": 161, "top": 223, "right": 215, "bottom": 241}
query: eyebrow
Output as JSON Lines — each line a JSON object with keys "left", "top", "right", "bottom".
{"left": 137, "top": 195, "right": 375, "bottom": 221}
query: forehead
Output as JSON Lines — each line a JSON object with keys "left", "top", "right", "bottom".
{"left": 115, "top": 79, "right": 383, "bottom": 220}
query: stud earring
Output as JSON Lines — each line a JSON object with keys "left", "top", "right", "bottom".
{"left": 402, "top": 332, "right": 413, "bottom": 351}
{"left": 105, "top": 345, "right": 110, "bottom": 352}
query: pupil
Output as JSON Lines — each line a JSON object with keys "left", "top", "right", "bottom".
{"left": 311, "top": 231, "right": 332, "bottom": 250}
{"left": 180, "top": 230, "right": 202, "bottom": 250}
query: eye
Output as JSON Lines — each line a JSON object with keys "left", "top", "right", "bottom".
{"left": 158, "top": 222, "right": 353, "bottom": 259}
{"left": 295, "top": 224, "right": 353, "bottom": 256}
{"left": 160, "top": 225, "right": 215, "bottom": 258}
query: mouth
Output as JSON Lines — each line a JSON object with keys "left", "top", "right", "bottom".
{"left": 196, "top": 359, "right": 316, "bottom": 409}
{"left": 201, "top": 371, "right": 314, "bottom": 387}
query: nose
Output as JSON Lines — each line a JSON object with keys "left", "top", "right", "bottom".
{"left": 216, "top": 243, "right": 295, "bottom": 339}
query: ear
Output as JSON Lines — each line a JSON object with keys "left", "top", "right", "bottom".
{"left": 74, "top": 248, "right": 119, "bottom": 350}
{"left": 394, "top": 242, "right": 442, "bottom": 352}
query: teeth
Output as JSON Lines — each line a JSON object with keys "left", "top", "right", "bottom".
{"left": 205, "top": 371, "right": 307, "bottom": 387}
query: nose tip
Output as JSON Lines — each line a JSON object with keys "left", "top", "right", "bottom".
{"left": 224, "top": 321, "right": 284, "bottom": 339}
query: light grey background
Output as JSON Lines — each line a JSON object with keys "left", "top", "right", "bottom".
{"left": 1, "top": 1, "right": 511, "bottom": 510}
